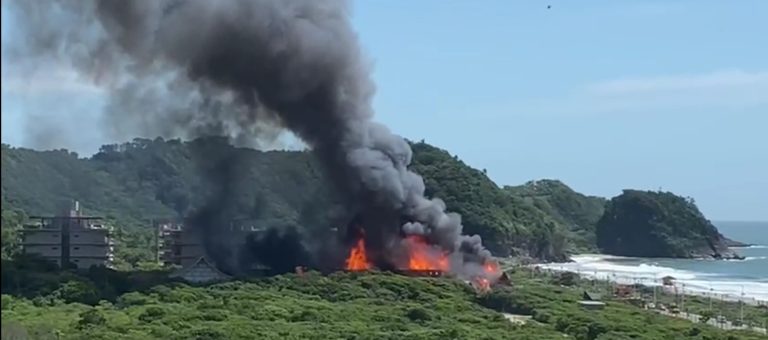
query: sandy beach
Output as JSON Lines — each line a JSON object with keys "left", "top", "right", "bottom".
{"left": 535, "top": 254, "right": 768, "bottom": 306}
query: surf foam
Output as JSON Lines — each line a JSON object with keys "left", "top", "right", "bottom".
{"left": 537, "top": 254, "right": 768, "bottom": 303}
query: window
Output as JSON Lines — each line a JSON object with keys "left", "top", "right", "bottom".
{"left": 73, "top": 247, "right": 80, "bottom": 250}
{"left": 51, "top": 247, "right": 58, "bottom": 250}
{"left": 73, "top": 234, "right": 80, "bottom": 238}
{"left": 73, "top": 259, "right": 80, "bottom": 262}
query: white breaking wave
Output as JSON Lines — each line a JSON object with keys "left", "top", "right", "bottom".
{"left": 742, "top": 256, "right": 767, "bottom": 261}
{"left": 537, "top": 254, "right": 768, "bottom": 302}
{"left": 728, "top": 245, "right": 767, "bottom": 249}
{"left": 723, "top": 256, "right": 767, "bottom": 262}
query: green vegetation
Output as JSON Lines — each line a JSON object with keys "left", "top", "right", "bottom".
{"left": 2, "top": 140, "right": 745, "bottom": 264}
{"left": 653, "top": 291, "right": 768, "bottom": 329}
{"left": 482, "top": 269, "right": 766, "bottom": 339}
{"left": 1, "top": 206, "right": 26, "bottom": 260}
{"left": 505, "top": 180, "right": 606, "bottom": 252}
{"left": 2, "top": 265, "right": 765, "bottom": 340}
{"left": 2, "top": 139, "right": 576, "bottom": 263}
{"left": 1, "top": 255, "right": 172, "bottom": 305}
{"left": 596, "top": 190, "right": 739, "bottom": 259}
{"left": 2, "top": 139, "right": 764, "bottom": 339}
{"left": 409, "top": 142, "right": 568, "bottom": 260}
{"left": 520, "top": 264, "right": 768, "bottom": 330}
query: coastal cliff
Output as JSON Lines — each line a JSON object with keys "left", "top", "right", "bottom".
{"left": 596, "top": 190, "right": 742, "bottom": 259}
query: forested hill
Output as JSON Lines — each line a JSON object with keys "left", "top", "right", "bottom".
{"left": 2, "top": 138, "right": 741, "bottom": 264}
{"left": 505, "top": 180, "right": 607, "bottom": 252}
{"left": 1, "top": 138, "right": 337, "bottom": 231}
{"left": 596, "top": 190, "right": 741, "bottom": 259}
{"left": 2, "top": 138, "right": 578, "bottom": 263}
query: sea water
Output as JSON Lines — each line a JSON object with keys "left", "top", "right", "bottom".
{"left": 539, "top": 221, "right": 768, "bottom": 303}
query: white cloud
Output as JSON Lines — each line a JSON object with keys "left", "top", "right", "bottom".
{"left": 496, "top": 69, "right": 768, "bottom": 118}
{"left": 585, "top": 69, "right": 768, "bottom": 96}
{"left": 554, "top": 69, "right": 768, "bottom": 116}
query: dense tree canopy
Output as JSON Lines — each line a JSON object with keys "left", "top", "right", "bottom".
{"left": 2, "top": 140, "right": 760, "bottom": 339}
{"left": 596, "top": 190, "right": 738, "bottom": 259}
{"left": 3, "top": 139, "right": 738, "bottom": 265}
{"left": 2, "top": 268, "right": 763, "bottom": 340}
{"left": 2, "top": 139, "right": 576, "bottom": 264}
{"left": 505, "top": 180, "right": 606, "bottom": 252}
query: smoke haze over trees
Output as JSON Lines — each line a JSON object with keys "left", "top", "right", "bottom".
{"left": 6, "top": 0, "right": 498, "bottom": 278}
{"left": 2, "top": 138, "right": 574, "bottom": 268}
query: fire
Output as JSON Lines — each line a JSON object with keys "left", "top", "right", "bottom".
{"left": 405, "top": 235, "right": 449, "bottom": 271}
{"left": 476, "top": 277, "right": 491, "bottom": 292}
{"left": 345, "top": 238, "right": 371, "bottom": 271}
{"left": 483, "top": 261, "right": 500, "bottom": 275}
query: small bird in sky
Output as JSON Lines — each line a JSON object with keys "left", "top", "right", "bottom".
{"left": 547, "top": 5, "right": 552, "bottom": 9}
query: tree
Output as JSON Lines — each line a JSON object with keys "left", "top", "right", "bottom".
{"left": 56, "top": 280, "right": 100, "bottom": 305}
{"left": 699, "top": 309, "right": 715, "bottom": 324}
{"left": 77, "top": 309, "right": 106, "bottom": 329}
{"left": 1, "top": 207, "right": 26, "bottom": 259}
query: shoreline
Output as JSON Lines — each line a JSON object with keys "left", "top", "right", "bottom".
{"left": 530, "top": 253, "right": 768, "bottom": 306}
{"left": 533, "top": 264, "right": 765, "bottom": 307}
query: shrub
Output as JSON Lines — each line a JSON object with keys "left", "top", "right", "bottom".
{"left": 552, "top": 272, "right": 578, "bottom": 286}
{"left": 138, "top": 306, "right": 166, "bottom": 323}
{"left": 699, "top": 309, "right": 715, "bottom": 324}
{"left": 77, "top": 309, "right": 106, "bottom": 329}
{"left": 56, "top": 280, "right": 100, "bottom": 305}
{"left": 117, "top": 291, "right": 152, "bottom": 307}
{"left": 532, "top": 309, "right": 552, "bottom": 323}
{"left": 407, "top": 307, "right": 432, "bottom": 322}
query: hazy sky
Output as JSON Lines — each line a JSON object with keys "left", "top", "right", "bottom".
{"left": 2, "top": 1, "right": 767, "bottom": 221}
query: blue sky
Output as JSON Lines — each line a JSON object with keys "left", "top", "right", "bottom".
{"left": 2, "top": 1, "right": 767, "bottom": 221}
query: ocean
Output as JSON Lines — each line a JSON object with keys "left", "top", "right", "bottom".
{"left": 539, "top": 221, "right": 768, "bottom": 303}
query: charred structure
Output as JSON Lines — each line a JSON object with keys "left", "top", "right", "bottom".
{"left": 10, "top": 0, "right": 501, "bottom": 283}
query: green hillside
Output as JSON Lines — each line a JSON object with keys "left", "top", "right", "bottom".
{"left": 505, "top": 180, "right": 606, "bottom": 252}
{"left": 596, "top": 190, "right": 740, "bottom": 259}
{"left": 2, "top": 269, "right": 763, "bottom": 340}
{"left": 2, "top": 138, "right": 572, "bottom": 264}
{"left": 4, "top": 139, "right": 739, "bottom": 264}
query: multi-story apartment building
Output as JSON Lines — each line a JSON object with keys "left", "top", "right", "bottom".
{"left": 157, "top": 220, "right": 266, "bottom": 282}
{"left": 21, "top": 201, "right": 114, "bottom": 269}
{"left": 157, "top": 221, "right": 205, "bottom": 268}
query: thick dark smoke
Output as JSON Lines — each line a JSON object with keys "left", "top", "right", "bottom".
{"left": 8, "top": 0, "right": 496, "bottom": 279}
{"left": 240, "top": 227, "right": 312, "bottom": 275}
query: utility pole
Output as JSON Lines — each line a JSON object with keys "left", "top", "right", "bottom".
{"left": 740, "top": 285, "right": 745, "bottom": 326}
{"left": 681, "top": 283, "right": 685, "bottom": 313}
{"left": 653, "top": 274, "right": 657, "bottom": 307}
{"left": 152, "top": 218, "right": 159, "bottom": 263}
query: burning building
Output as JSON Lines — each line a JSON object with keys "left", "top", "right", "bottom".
{"left": 342, "top": 220, "right": 501, "bottom": 284}
{"left": 21, "top": 201, "right": 114, "bottom": 270}
{"left": 9, "top": 0, "right": 503, "bottom": 286}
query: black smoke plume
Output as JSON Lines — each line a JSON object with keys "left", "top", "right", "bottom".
{"left": 8, "top": 0, "right": 497, "bottom": 280}
{"left": 240, "top": 227, "right": 312, "bottom": 275}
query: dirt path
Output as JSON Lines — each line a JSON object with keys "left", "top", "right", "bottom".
{"left": 502, "top": 313, "right": 532, "bottom": 325}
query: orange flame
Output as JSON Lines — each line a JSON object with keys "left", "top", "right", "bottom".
{"left": 345, "top": 238, "right": 371, "bottom": 271}
{"left": 475, "top": 277, "right": 491, "bottom": 292}
{"left": 483, "top": 261, "right": 500, "bottom": 275}
{"left": 406, "top": 235, "right": 449, "bottom": 271}
{"left": 473, "top": 260, "right": 501, "bottom": 292}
